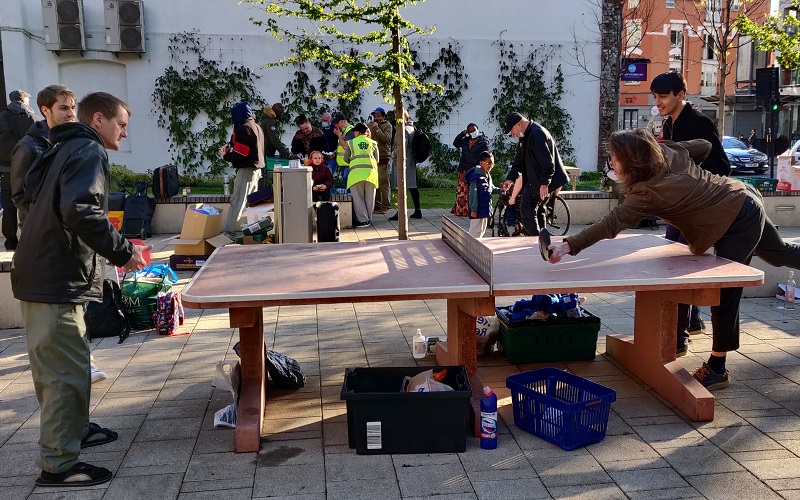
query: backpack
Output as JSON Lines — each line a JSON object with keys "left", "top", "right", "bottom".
{"left": 153, "top": 290, "right": 185, "bottom": 335}
{"left": 152, "top": 164, "right": 180, "bottom": 198}
{"left": 121, "top": 181, "right": 156, "bottom": 238}
{"left": 412, "top": 127, "right": 431, "bottom": 164}
{"left": 84, "top": 278, "right": 131, "bottom": 343}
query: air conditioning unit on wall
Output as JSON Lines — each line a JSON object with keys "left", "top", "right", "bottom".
{"left": 42, "top": 0, "right": 86, "bottom": 52}
{"left": 105, "top": 0, "right": 146, "bottom": 53}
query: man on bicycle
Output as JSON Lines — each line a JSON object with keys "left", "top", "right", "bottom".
{"left": 504, "top": 112, "right": 569, "bottom": 235}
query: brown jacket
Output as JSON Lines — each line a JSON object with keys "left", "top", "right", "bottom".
{"left": 368, "top": 119, "right": 393, "bottom": 161}
{"left": 566, "top": 140, "right": 747, "bottom": 256}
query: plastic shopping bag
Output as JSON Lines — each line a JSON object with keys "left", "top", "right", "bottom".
{"left": 211, "top": 360, "right": 241, "bottom": 428}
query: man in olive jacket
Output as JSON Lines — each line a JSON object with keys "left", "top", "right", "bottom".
{"left": 11, "top": 92, "right": 149, "bottom": 488}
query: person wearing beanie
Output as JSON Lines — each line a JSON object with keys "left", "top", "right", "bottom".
{"left": 0, "top": 89, "right": 35, "bottom": 250}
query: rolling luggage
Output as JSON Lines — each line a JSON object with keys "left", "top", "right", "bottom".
{"left": 152, "top": 164, "right": 180, "bottom": 198}
{"left": 315, "top": 201, "right": 339, "bottom": 243}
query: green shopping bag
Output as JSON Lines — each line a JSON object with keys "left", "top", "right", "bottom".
{"left": 121, "top": 275, "right": 172, "bottom": 330}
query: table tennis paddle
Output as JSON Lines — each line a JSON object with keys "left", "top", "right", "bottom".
{"left": 538, "top": 228, "right": 552, "bottom": 261}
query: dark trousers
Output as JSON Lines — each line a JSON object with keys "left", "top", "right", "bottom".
{"left": 520, "top": 184, "right": 547, "bottom": 235}
{"left": 712, "top": 189, "right": 800, "bottom": 352}
{"left": 1, "top": 172, "right": 18, "bottom": 250}
{"left": 665, "top": 224, "right": 703, "bottom": 344}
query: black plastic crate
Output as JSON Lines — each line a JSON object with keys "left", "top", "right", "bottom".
{"left": 340, "top": 366, "right": 471, "bottom": 455}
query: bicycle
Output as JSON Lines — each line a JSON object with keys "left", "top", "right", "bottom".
{"left": 489, "top": 190, "right": 571, "bottom": 237}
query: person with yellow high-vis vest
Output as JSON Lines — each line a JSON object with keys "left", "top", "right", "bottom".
{"left": 341, "top": 123, "right": 379, "bottom": 227}
{"left": 332, "top": 112, "right": 354, "bottom": 189}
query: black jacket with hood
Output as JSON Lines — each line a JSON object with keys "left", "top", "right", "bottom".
{"left": 11, "top": 122, "right": 134, "bottom": 303}
{"left": 0, "top": 101, "right": 35, "bottom": 171}
{"left": 10, "top": 119, "right": 50, "bottom": 218}
{"left": 661, "top": 103, "right": 730, "bottom": 176}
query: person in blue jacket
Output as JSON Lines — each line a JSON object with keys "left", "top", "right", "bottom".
{"left": 464, "top": 151, "right": 499, "bottom": 238}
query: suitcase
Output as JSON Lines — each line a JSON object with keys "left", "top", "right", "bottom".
{"left": 315, "top": 202, "right": 339, "bottom": 243}
{"left": 152, "top": 164, "right": 179, "bottom": 198}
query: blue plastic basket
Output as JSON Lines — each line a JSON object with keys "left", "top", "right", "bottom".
{"left": 506, "top": 368, "right": 616, "bottom": 450}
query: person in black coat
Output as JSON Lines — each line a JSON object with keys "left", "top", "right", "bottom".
{"left": 504, "top": 113, "right": 569, "bottom": 236}
{"left": 290, "top": 114, "right": 328, "bottom": 158}
{"left": 451, "top": 123, "right": 489, "bottom": 216}
{"left": 0, "top": 90, "right": 35, "bottom": 249}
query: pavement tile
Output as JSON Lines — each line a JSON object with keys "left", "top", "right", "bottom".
{"left": 325, "top": 452, "right": 394, "bottom": 481}
{"left": 546, "top": 483, "right": 628, "bottom": 499}
{"left": 395, "top": 462, "right": 473, "bottom": 498}
{"left": 696, "top": 424, "right": 783, "bottom": 453}
{"left": 586, "top": 434, "right": 660, "bottom": 463}
{"left": 136, "top": 418, "right": 202, "bottom": 441}
{"left": 608, "top": 465, "right": 691, "bottom": 493}
{"left": 104, "top": 473, "right": 183, "bottom": 500}
{"left": 256, "top": 439, "right": 323, "bottom": 467}
{"left": 658, "top": 444, "right": 745, "bottom": 476}
{"left": 326, "top": 477, "right": 401, "bottom": 500}
{"left": 177, "top": 489, "right": 253, "bottom": 500}
{"left": 685, "top": 471, "right": 783, "bottom": 499}
{"left": 121, "top": 439, "right": 195, "bottom": 468}
{"left": 185, "top": 451, "right": 257, "bottom": 482}
{"left": 472, "top": 477, "right": 549, "bottom": 500}
{"left": 179, "top": 476, "right": 253, "bottom": 493}
{"left": 737, "top": 457, "right": 800, "bottom": 480}
{"left": 532, "top": 452, "right": 613, "bottom": 487}
{"left": 252, "top": 463, "right": 325, "bottom": 497}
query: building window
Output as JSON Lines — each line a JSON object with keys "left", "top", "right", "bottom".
{"left": 623, "top": 109, "right": 639, "bottom": 130}
{"left": 666, "top": 0, "right": 675, "bottom": 8}
{"left": 732, "top": 0, "right": 739, "bottom": 11}
{"left": 626, "top": 19, "right": 643, "bottom": 48}
{"left": 670, "top": 29, "right": 684, "bottom": 50}
{"left": 628, "top": 0, "right": 639, "bottom": 8}
{"left": 702, "top": 71, "right": 718, "bottom": 88}
{"left": 704, "top": 34, "right": 715, "bottom": 60}
{"left": 706, "top": 0, "right": 720, "bottom": 22}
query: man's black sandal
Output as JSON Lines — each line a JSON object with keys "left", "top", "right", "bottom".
{"left": 35, "top": 462, "right": 112, "bottom": 487}
{"left": 80, "top": 422, "right": 118, "bottom": 448}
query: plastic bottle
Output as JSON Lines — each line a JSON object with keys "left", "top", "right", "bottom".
{"left": 412, "top": 329, "right": 426, "bottom": 359}
{"left": 786, "top": 271, "right": 796, "bottom": 311}
{"left": 223, "top": 174, "right": 230, "bottom": 196}
{"left": 480, "top": 386, "right": 498, "bottom": 449}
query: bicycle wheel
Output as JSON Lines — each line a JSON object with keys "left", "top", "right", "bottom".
{"left": 493, "top": 199, "right": 511, "bottom": 237}
{"left": 538, "top": 195, "right": 571, "bottom": 236}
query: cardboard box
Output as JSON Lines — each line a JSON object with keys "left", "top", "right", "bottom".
{"left": 180, "top": 205, "right": 222, "bottom": 239}
{"left": 170, "top": 233, "right": 232, "bottom": 257}
{"left": 245, "top": 204, "right": 275, "bottom": 225}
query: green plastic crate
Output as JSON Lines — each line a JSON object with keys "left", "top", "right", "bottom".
{"left": 496, "top": 308, "right": 601, "bottom": 364}
{"left": 732, "top": 176, "right": 777, "bottom": 193}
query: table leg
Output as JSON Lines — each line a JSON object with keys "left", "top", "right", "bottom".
{"left": 606, "top": 289, "right": 719, "bottom": 421}
{"left": 229, "top": 307, "right": 265, "bottom": 452}
{"left": 437, "top": 296, "right": 496, "bottom": 436}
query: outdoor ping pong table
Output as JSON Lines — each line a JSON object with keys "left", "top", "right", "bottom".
{"left": 181, "top": 216, "right": 764, "bottom": 452}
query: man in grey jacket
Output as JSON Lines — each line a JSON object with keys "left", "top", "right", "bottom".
{"left": 0, "top": 90, "right": 35, "bottom": 249}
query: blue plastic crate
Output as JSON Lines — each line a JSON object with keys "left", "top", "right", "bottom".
{"left": 506, "top": 368, "right": 616, "bottom": 450}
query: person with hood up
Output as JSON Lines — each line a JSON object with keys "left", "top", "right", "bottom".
{"left": 465, "top": 151, "right": 499, "bottom": 238}
{"left": 0, "top": 89, "right": 35, "bottom": 250}
{"left": 221, "top": 102, "right": 265, "bottom": 235}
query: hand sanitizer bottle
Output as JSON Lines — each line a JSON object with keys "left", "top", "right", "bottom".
{"left": 412, "top": 329, "right": 426, "bottom": 359}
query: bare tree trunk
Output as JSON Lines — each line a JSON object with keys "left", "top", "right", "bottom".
{"left": 598, "top": 0, "right": 623, "bottom": 170}
{"left": 392, "top": 21, "right": 408, "bottom": 240}
{"left": 717, "top": 62, "right": 727, "bottom": 137}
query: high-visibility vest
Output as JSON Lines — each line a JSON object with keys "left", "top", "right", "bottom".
{"left": 346, "top": 135, "right": 378, "bottom": 189}
{"left": 336, "top": 124, "right": 354, "bottom": 167}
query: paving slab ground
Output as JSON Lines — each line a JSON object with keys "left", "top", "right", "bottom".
{"left": 2, "top": 209, "right": 800, "bottom": 499}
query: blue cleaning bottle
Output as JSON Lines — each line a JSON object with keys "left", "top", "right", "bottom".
{"left": 480, "top": 386, "right": 498, "bottom": 449}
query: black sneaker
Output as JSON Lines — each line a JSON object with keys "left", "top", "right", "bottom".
{"left": 36, "top": 462, "right": 112, "bottom": 487}
{"left": 688, "top": 319, "right": 705, "bottom": 335}
{"left": 676, "top": 343, "right": 689, "bottom": 358}
{"left": 692, "top": 362, "right": 729, "bottom": 390}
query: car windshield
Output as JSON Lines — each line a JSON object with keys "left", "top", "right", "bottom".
{"left": 723, "top": 138, "right": 748, "bottom": 150}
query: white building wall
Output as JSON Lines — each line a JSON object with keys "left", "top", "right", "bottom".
{"left": 1, "top": 0, "right": 601, "bottom": 172}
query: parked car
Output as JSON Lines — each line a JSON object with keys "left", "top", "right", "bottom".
{"left": 722, "top": 136, "right": 768, "bottom": 175}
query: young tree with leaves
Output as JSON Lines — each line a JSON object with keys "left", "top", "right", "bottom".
{"left": 736, "top": 1, "right": 800, "bottom": 70}
{"left": 247, "top": 0, "right": 441, "bottom": 239}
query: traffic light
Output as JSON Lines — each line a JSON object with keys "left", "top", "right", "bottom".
{"left": 773, "top": 102, "right": 779, "bottom": 111}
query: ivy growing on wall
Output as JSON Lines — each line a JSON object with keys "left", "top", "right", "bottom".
{"left": 406, "top": 41, "right": 468, "bottom": 174}
{"left": 151, "top": 31, "right": 263, "bottom": 175}
{"left": 490, "top": 39, "right": 574, "bottom": 170}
